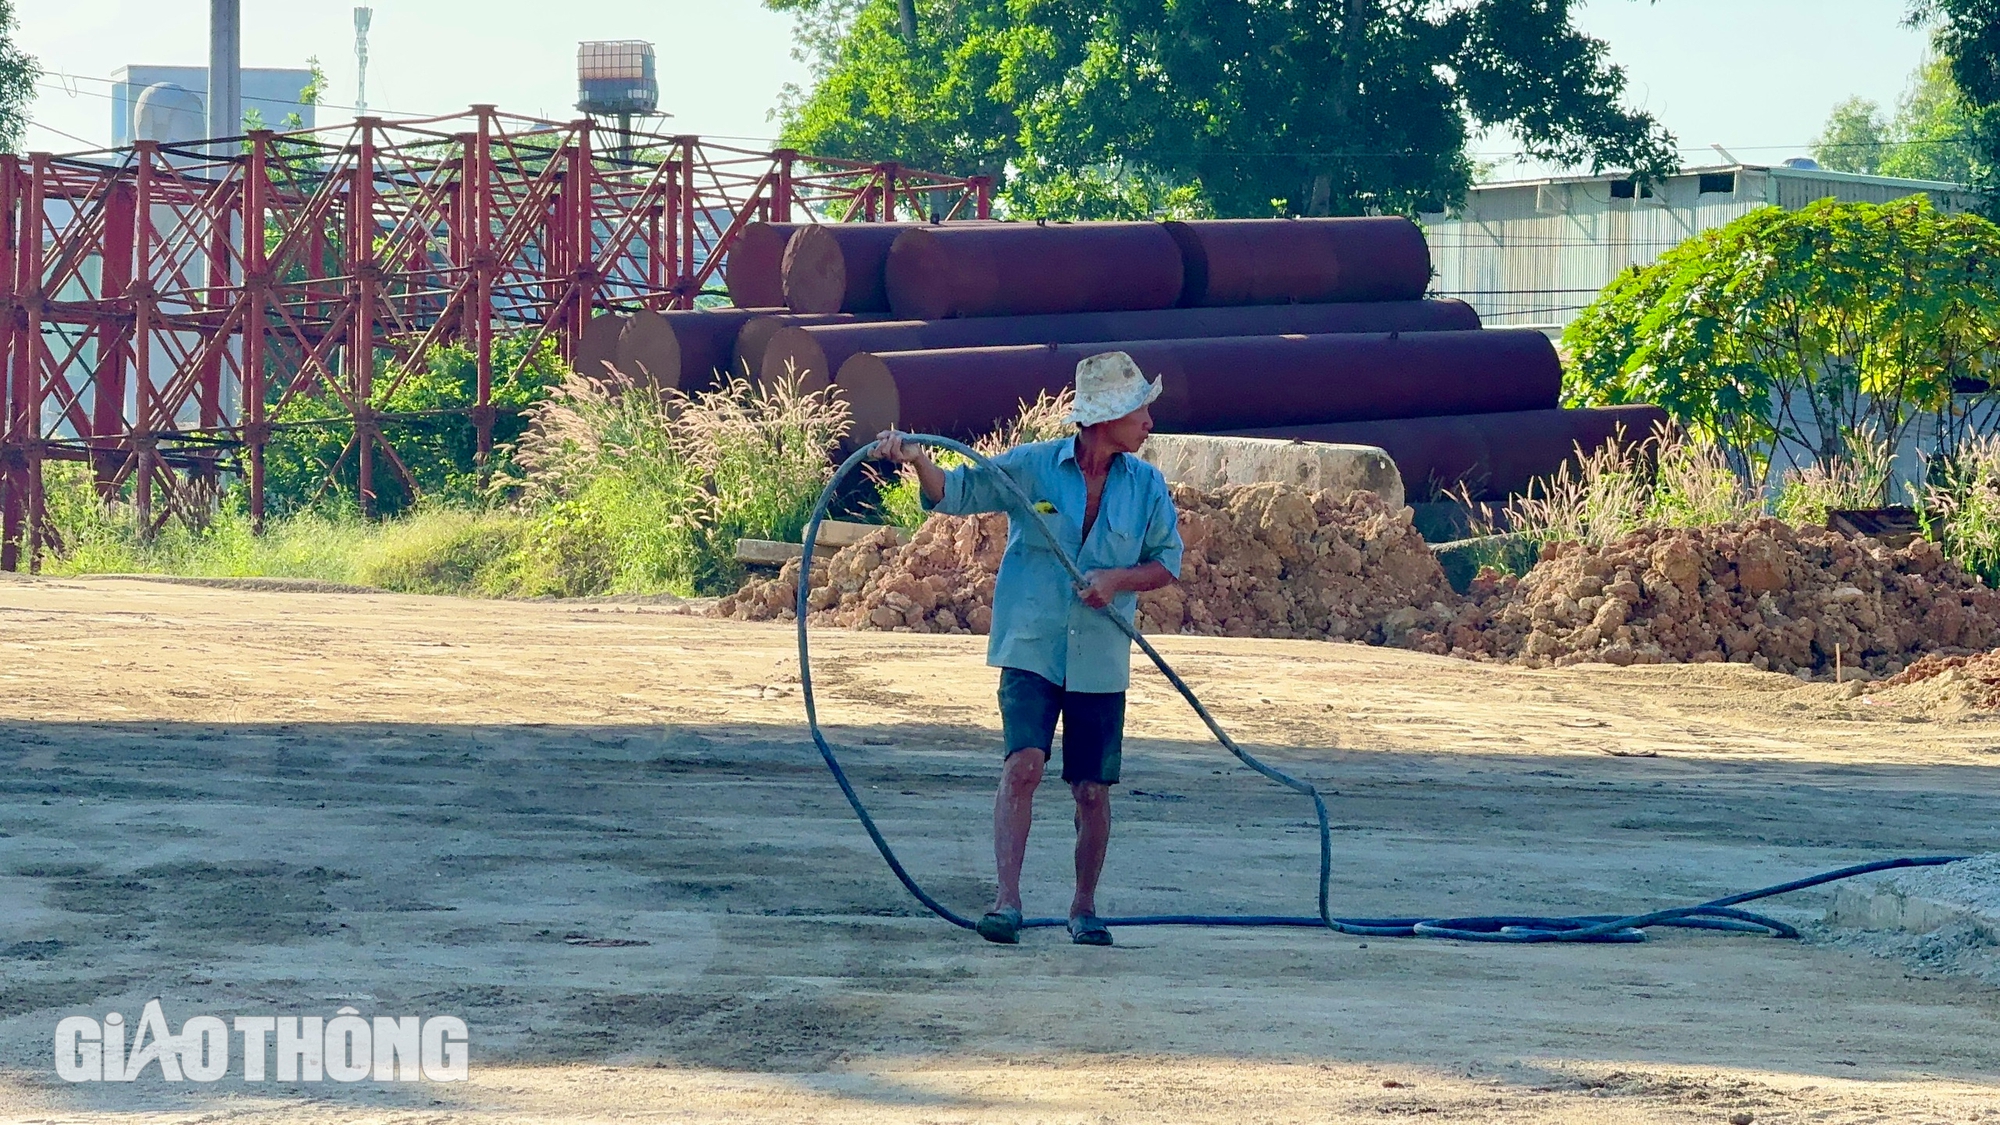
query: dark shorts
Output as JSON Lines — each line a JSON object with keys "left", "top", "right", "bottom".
{"left": 997, "top": 667, "right": 1125, "bottom": 786}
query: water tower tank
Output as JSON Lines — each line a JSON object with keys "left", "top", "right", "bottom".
{"left": 134, "top": 82, "right": 205, "bottom": 145}
{"left": 577, "top": 41, "right": 658, "bottom": 116}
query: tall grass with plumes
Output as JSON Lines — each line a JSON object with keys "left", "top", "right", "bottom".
{"left": 874, "top": 388, "right": 1076, "bottom": 531}
{"left": 499, "top": 366, "right": 851, "bottom": 596}
{"left": 1652, "top": 434, "right": 1766, "bottom": 528}
{"left": 1920, "top": 432, "right": 2000, "bottom": 586}
{"left": 1500, "top": 425, "right": 1763, "bottom": 547}
{"left": 1771, "top": 430, "right": 1895, "bottom": 526}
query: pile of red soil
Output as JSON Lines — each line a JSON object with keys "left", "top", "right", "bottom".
{"left": 712, "top": 484, "right": 1455, "bottom": 645}
{"left": 716, "top": 489, "right": 2000, "bottom": 679}
{"left": 1448, "top": 520, "right": 2000, "bottom": 675}
{"left": 1873, "top": 651, "right": 2000, "bottom": 707}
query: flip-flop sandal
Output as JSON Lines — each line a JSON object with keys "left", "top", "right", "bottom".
{"left": 1068, "top": 914, "right": 1113, "bottom": 947}
{"left": 976, "top": 907, "right": 1023, "bottom": 944}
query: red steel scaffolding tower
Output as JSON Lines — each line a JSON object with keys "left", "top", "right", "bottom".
{"left": 0, "top": 106, "right": 990, "bottom": 570}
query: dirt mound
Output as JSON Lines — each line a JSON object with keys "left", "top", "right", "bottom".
{"left": 717, "top": 515, "right": 1008, "bottom": 634}
{"left": 718, "top": 495, "right": 2000, "bottom": 677}
{"left": 1448, "top": 519, "right": 2000, "bottom": 674}
{"left": 1139, "top": 484, "right": 1454, "bottom": 644}
{"left": 712, "top": 483, "right": 1455, "bottom": 645}
{"left": 1870, "top": 651, "right": 2000, "bottom": 709}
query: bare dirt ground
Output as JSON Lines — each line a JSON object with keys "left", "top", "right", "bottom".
{"left": 2, "top": 574, "right": 1999, "bottom": 1123}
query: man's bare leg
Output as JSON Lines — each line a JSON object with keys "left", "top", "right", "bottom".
{"left": 1069, "top": 780, "right": 1111, "bottom": 919}
{"left": 992, "top": 749, "right": 1047, "bottom": 912}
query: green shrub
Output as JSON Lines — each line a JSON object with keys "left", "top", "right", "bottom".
{"left": 1564, "top": 197, "right": 2000, "bottom": 484}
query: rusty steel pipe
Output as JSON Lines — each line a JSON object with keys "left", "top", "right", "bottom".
{"left": 724, "top": 222, "right": 805, "bottom": 309}
{"left": 614, "top": 307, "right": 789, "bottom": 393}
{"left": 1225, "top": 405, "right": 1671, "bottom": 501}
{"left": 734, "top": 312, "right": 892, "bottom": 385}
{"left": 884, "top": 222, "right": 1185, "bottom": 320}
{"left": 781, "top": 222, "right": 929, "bottom": 314}
{"left": 763, "top": 299, "right": 1480, "bottom": 392}
{"left": 834, "top": 329, "right": 1561, "bottom": 441}
{"left": 1163, "top": 216, "right": 1433, "bottom": 306}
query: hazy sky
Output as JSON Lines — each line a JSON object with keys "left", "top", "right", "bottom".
{"left": 16, "top": 0, "right": 1936, "bottom": 179}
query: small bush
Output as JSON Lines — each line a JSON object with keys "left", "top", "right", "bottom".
{"left": 350, "top": 509, "right": 534, "bottom": 595}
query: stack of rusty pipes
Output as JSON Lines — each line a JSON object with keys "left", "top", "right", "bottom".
{"left": 728, "top": 217, "right": 1666, "bottom": 499}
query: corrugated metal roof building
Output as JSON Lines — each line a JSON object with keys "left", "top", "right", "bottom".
{"left": 1425, "top": 162, "right": 1987, "bottom": 329}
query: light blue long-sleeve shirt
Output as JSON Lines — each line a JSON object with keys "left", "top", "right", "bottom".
{"left": 925, "top": 437, "right": 1183, "bottom": 693}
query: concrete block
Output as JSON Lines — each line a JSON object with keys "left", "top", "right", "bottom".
{"left": 1137, "top": 433, "right": 1403, "bottom": 508}
{"left": 735, "top": 538, "right": 803, "bottom": 566}
{"left": 1825, "top": 854, "right": 2000, "bottom": 942}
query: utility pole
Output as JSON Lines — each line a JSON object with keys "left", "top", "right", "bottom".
{"left": 208, "top": 0, "right": 241, "bottom": 143}
{"left": 354, "top": 7, "right": 372, "bottom": 114}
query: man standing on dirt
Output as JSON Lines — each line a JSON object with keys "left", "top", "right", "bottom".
{"left": 874, "top": 351, "right": 1182, "bottom": 947}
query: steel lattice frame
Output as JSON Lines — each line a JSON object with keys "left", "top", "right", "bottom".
{"left": 0, "top": 107, "right": 991, "bottom": 570}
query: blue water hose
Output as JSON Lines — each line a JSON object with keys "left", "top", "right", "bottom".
{"left": 794, "top": 434, "right": 1964, "bottom": 943}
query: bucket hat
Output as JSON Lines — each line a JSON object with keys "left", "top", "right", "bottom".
{"left": 1065, "top": 351, "right": 1163, "bottom": 427}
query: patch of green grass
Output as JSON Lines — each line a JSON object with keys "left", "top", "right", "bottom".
{"left": 34, "top": 366, "right": 855, "bottom": 600}
{"left": 38, "top": 462, "right": 534, "bottom": 595}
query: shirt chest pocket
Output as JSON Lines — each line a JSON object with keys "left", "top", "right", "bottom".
{"left": 1087, "top": 524, "right": 1141, "bottom": 568}
{"left": 1018, "top": 510, "right": 1076, "bottom": 556}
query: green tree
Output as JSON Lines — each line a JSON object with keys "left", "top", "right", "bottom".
{"left": 0, "top": 1, "right": 37, "bottom": 152}
{"left": 1907, "top": 0, "right": 2000, "bottom": 203}
{"left": 1564, "top": 197, "right": 2000, "bottom": 483}
{"left": 768, "top": 0, "right": 1678, "bottom": 219}
{"left": 1880, "top": 55, "right": 1990, "bottom": 184}
{"left": 1812, "top": 57, "right": 1992, "bottom": 185}
{"left": 1811, "top": 97, "right": 1887, "bottom": 174}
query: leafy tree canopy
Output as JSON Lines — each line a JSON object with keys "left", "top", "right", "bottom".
{"left": 1564, "top": 196, "right": 2000, "bottom": 480}
{"left": 0, "top": 1, "right": 37, "bottom": 153}
{"left": 1904, "top": 0, "right": 2000, "bottom": 201}
{"left": 767, "top": 0, "right": 1678, "bottom": 219}
{"left": 1811, "top": 55, "right": 1993, "bottom": 185}
{"left": 1811, "top": 97, "right": 1888, "bottom": 175}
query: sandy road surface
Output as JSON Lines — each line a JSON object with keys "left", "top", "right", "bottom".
{"left": 0, "top": 574, "right": 1998, "bottom": 1123}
